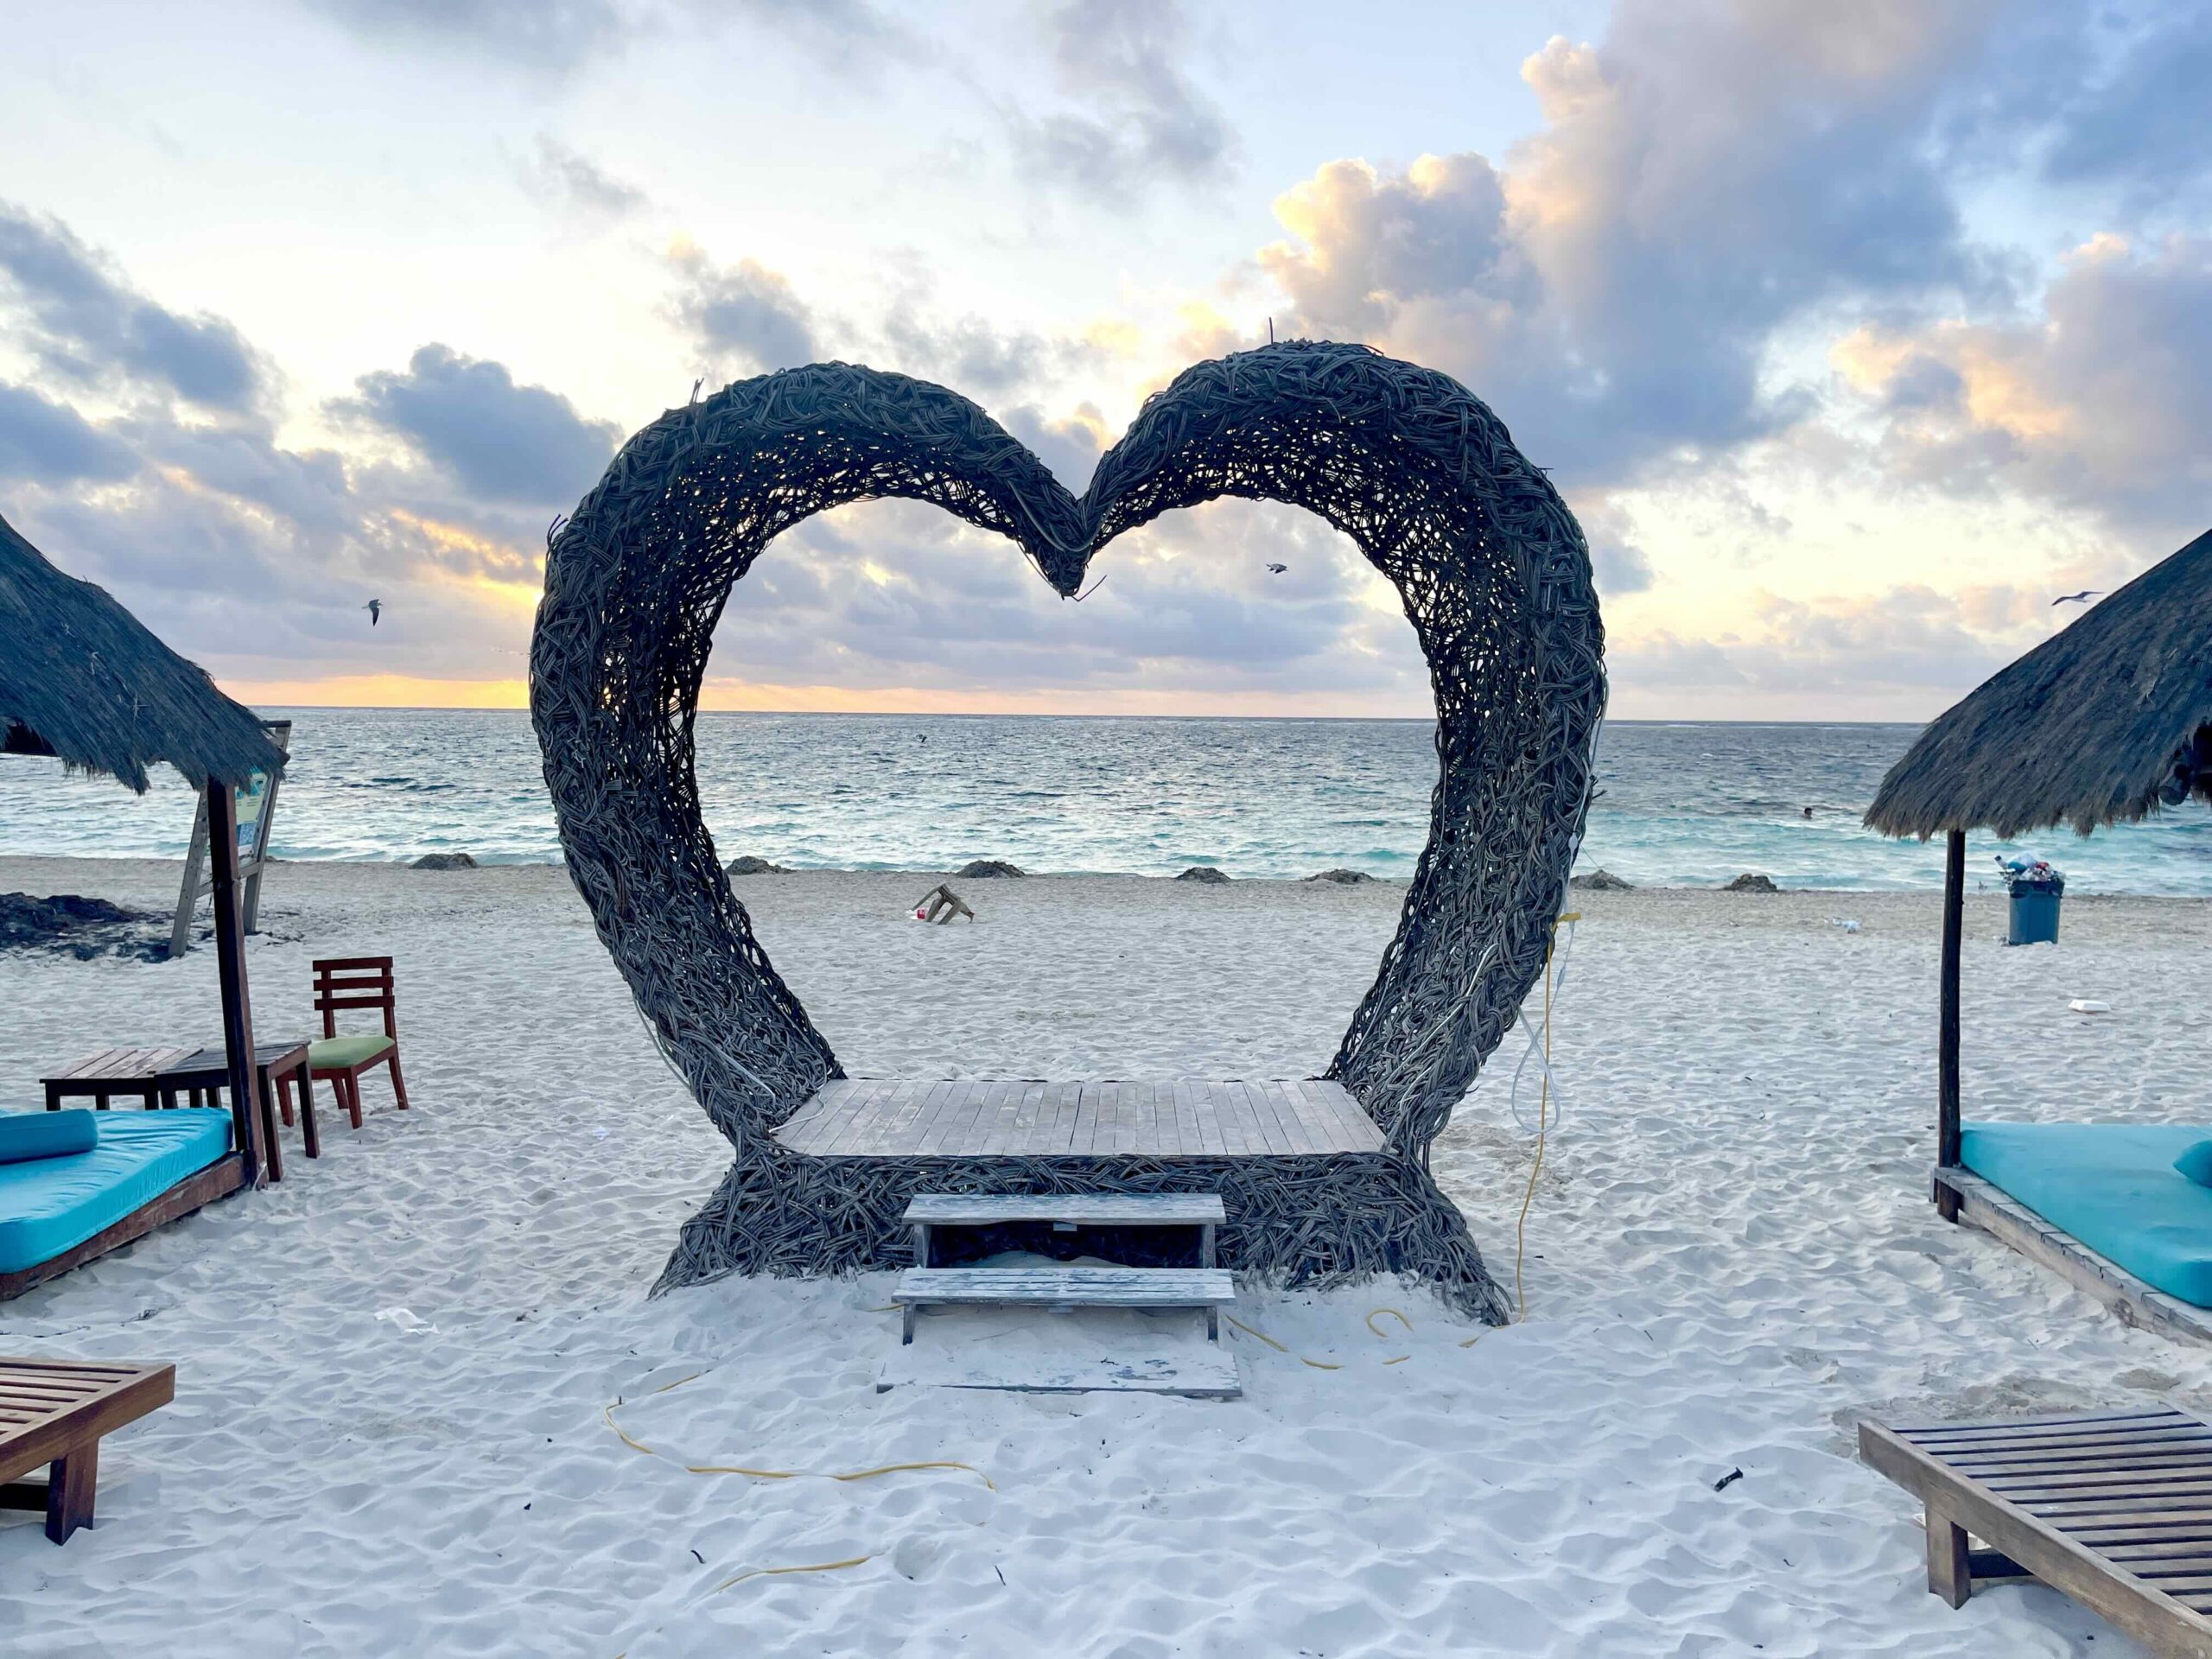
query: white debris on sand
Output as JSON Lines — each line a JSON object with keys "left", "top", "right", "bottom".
{"left": 1, "top": 857, "right": 2208, "bottom": 1656}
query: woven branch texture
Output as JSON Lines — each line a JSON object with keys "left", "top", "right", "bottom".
{"left": 530, "top": 340, "right": 1604, "bottom": 1321}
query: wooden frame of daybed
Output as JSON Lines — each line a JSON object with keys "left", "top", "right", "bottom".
{"left": 1930, "top": 827, "right": 2212, "bottom": 1347}
{"left": 0, "top": 780, "right": 269, "bottom": 1303}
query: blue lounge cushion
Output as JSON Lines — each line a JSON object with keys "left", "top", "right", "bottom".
{"left": 2177, "top": 1141, "right": 2212, "bottom": 1188}
{"left": 1961, "top": 1122, "right": 2212, "bottom": 1307}
{"left": 0, "top": 1109, "right": 98, "bottom": 1164}
{"left": 0, "top": 1109, "right": 235, "bottom": 1275}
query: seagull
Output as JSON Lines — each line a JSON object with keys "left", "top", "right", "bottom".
{"left": 2051, "top": 590, "right": 2101, "bottom": 606}
{"left": 363, "top": 599, "right": 383, "bottom": 626}
{"left": 1265, "top": 563, "right": 1287, "bottom": 575}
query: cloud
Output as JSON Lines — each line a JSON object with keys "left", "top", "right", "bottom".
{"left": 2041, "top": 7, "right": 2212, "bottom": 207}
{"left": 302, "top": 0, "right": 621, "bottom": 71}
{"left": 0, "top": 383, "right": 138, "bottom": 484}
{"left": 1256, "top": 3, "right": 2009, "bottom": 485}
{"left": 517, "top": 136, "right": 648, "bottom": 220}
{"left": 1832, "top": 233, "right": 2212, "bottom": 537}
{"left": 666, "top": 244, "right": 819, "bottom": 378}
{"left": 334, "top": 344, "right": 621, "bottom": 506}
{"left": 0, "top": 200, "right": 268, "bottom": 413}
{"left": 1009, "top": 0, "right": 1233, "bottom": 207}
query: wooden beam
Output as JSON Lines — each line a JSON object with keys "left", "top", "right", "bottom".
{"left": 1934, "top": 1166, "right": 2212, "bottom": 1349}
{"left": 1936, "top": 826, "right": 1966, "bottom": 1220}
{"left": 205, "top": 781, "right": 268, "bottom": 1188}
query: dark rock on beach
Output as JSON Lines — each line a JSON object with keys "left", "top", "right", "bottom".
{"left": 411, "top": 852, "right": 478, "bottom": 870}
{"left": 0, "top": 892, "right": 164, "bottom": 961}
{"left": 725, "top": 855, "right": 789, "bottom": 875}
{"left": 1722, "top": 872, "right": 1780, "bottom": 893}
{"left": 1306, "top": 868, "right": 1376, "bottom": 885}
{"left": 1569, "top": 868, "right": 1634, "bottom": 891}
{"left": 957, "top": 860, "right": 1025, "bottom": 879}
{"left": 1176, "top": 866, "right": 1231, "bottom": 884}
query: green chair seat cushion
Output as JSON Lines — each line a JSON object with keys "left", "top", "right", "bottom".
{"left": 0, "top": 1109, "right": 235, "bottom": 1274}
{"left": 309, "top": 1033, "right": 396, "bottom": 1071}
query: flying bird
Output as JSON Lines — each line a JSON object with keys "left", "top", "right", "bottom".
{"left": 1265, "top": 563, "right": 1287, "bottom": 575}
{"left": 364, "top": 599, "right": 383, "bottom": 626}
{"left": 2051, "top": 590, "right": 2101, "bottom": 607}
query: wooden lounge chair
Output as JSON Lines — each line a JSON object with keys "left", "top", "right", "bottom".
{"left": 1861, "top": 1404, "right": 2212, "bottom": 1655}
{"left": 0, "top": 1357, "right": 174, "bottom": 1541}
{"left": 303, "top": 956, "right": 410, "bottom": 1129}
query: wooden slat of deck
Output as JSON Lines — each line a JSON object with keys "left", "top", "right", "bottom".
{"left": 1893, "top": 1415, "right": 2185, "bottom": 1442}
{"left": 772, "top": 1078, "right": 1386, "bottom": 1158}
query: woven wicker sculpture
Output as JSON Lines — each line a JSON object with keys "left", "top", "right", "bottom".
{"left": 531, "top": 341, "right": 1604, "bottom": 1319}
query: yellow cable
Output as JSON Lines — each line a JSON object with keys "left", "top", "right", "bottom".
{"left": 604, "top": 1378, "right": 994, "bottom": 1489}
{"left": 1222, "top": 1313, "right": 1288, "bottom": 1351}
{"left": 714, "top": 1555, "right": 873, "bottom": 1593}
{"left": 1365, "top": 1307, "right": 1413, "bottom": 1338}
{"left": 1513, "top": 914, "right": 1577, "bottom": 1323}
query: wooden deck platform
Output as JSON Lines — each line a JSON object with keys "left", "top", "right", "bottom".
{"left": 773, "top": 1079, "right": 1386, "bottom": 1159}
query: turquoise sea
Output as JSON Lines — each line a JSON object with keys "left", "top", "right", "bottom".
{"left": 0, "top": 711, "right": 2206, "bottom": 894}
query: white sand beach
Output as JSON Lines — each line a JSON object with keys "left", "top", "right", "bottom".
{"left": 3, "top": 856, "right": 2209, "bottom": 1656}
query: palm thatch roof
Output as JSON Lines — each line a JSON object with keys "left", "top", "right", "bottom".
{"left": 0, "top": 507, "right": 284, "bottom": 791}
{"left": 1866, "top": 527, "right": 2212, "bottom": 840}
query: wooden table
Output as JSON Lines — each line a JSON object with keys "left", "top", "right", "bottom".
{"left": 154, "top": 1042, "right": 315, "bottom": 1179}
{"left": 41, "top": 1046, "right": 198, "bottom": 1113}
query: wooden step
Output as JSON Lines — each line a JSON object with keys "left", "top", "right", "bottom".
{"left": 903, "top": 1192, "right": 1224, "bottom": 1270}
{"left": 894, "top": 1266, "right": 1234, "bottom": 1310}
{"left": 902, "top": 1193, "right": 1225, "bottom": 1226}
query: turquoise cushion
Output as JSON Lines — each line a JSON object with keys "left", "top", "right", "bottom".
{"left": 1961, "top": 1122, "right": 2212, "bottom": 1306}
{"left": 0, "top": 1109, "right": 234, "bottom": 1274}
{"left": 309, "top": 1033, "right": 394, "bottom": 1070}
{"left": 2179, "top": 1141, "right": 2212, "bottom": 1188}
{"left": 0, "top": 1109, "right": 97, "bottom": 1164}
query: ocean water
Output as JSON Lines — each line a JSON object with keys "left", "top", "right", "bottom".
{"left": 1, "top": 710, "right": 2207, "bottom": 894}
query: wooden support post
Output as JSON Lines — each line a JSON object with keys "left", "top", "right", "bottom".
{"left": 1936, "top": 827, "right": 1965, "bottom": 1222}
{"left": 207, "top": 780, "right": 269, "bottom": 1189}
{"left": 168, "top": 791, "right": 209, "bottom": 959}
{"left": 1926, "top": 1499, "right": 1971, "bottom": 1608}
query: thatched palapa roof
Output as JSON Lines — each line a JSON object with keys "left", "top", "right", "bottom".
{"left": 1866, "top": 527, "right": 2212, "bottom": 840}
{"left": 0, "top": 508, "right": 284, "bottom": 791}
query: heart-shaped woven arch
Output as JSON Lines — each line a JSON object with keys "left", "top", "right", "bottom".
{"left": 531, "top": 340, "right": 1603, "bottom": 1317}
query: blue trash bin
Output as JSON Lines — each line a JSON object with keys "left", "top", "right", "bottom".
{"left": 2006, "top": 878, "right": 2063, "bottom": 945}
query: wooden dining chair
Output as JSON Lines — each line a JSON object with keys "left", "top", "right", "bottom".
{"left": 303, "top": 956, "right": 410, "bottom": 1129}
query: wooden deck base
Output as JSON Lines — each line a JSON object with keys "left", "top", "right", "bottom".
{"left": 1933, "top": 1166, "right": 2212, "bottom": 1348}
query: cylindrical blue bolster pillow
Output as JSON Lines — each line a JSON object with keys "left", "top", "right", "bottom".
{"left": 0, "top": 1109, "right": 99, "bottom": 1164}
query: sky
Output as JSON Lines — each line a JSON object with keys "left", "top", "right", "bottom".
{"left": 1, "top": 0, "right": 2207, "bottom": 721}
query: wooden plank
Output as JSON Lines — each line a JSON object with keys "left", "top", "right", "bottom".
{"left": 771, "top": 1078, "right": 1389, "bottom": 1159}
{"left": 1891, "top": 1407, "right": 2183, "bottom": 1437}
{"left": 904, "top": 1194, "right": 1225, "bottom": 1226}
{"left": 1911, "top": 1422, "right": 2206, "bottom": 1453}
{"left": 893, "top": 1267, "right": 1236, "bottom": 1309}
{"left": 1935, "top": 1167, "right": 2212, "bottom": 1349}
{"left": 877, "top": 1339, "right": 1239, "bottom": 1400}
{"left": 1948, "top": 1446, "right": 2212, "bottom": 1476}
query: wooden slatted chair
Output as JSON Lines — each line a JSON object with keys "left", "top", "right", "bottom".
{"left": 303, "top": 957, "right": 410, "bottom": 1130}
{"left": 1861, "top": 1404, "right": 2212, "bottom": 1654}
